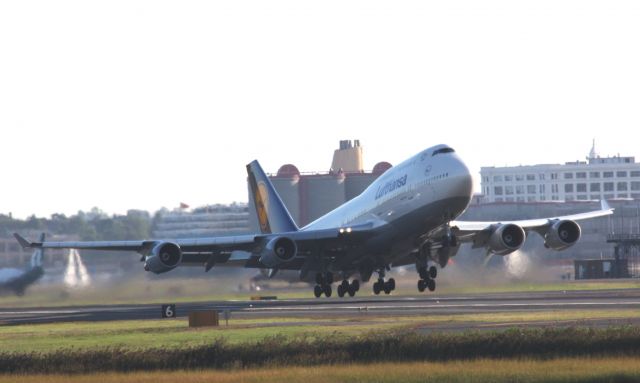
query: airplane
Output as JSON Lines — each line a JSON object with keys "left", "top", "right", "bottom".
{"left": 1, "top": 233, "right": 45, "bottom": 296}
{"left": 14, "top": 145, "right": 613, "bottom": 298}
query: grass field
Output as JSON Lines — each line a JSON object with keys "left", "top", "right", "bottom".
{"left": 2, "top": 358, "right": 640, "bottom": 382}
{"left": 0, "top": 276, "right": 638, "bottom": 308}
{"left": 1, "top": 309, "right": 640, "bottom": 353}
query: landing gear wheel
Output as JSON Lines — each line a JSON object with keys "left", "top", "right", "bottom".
{"left": 337, "top": 284, "right": 345, "bottom": 298}
{"left": 418, "top": 267, "right": 428, "bottom": 280}
{"left": 314, "top": 285, "right": 322, "bottom": 298}
{"left": 383, "top": 282, "right": 392, "bottom": 295}
{"left": 387, "top": 278, "right": 396, "bottom": 291}
{"left": 352, "top": 279, "right": 360, "bottom": 292}
{"left": 429, "top": 266, "right": 438, "bottom": 279}
{"left": 341, "top": 280, "right": 349, "bottom": 289}
{"left": 427, "top": 279, "right": 436, "bottom": 292}
{"left": 323, "top": 284, "right": 332, "bottom": 297}
{"left": 417, "top": 279, "right": 426, "bottom": 292}
{"left": 373, "top": 281, "right": 381, "bottom": 295}
{"left": 348, "top": 284, "right": 356, "bottom": 297}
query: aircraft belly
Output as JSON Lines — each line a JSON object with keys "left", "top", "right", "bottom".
{"left": 366, "top": 196, "right": 470, "bottom": 260}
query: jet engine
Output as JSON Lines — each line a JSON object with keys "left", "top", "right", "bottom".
{"left": 258, "top": 236, "right": 297, "bottom": 268}
{"left": 487, "top": 224, "right": 526, "bottom": 255}
{"left": 544, "top": 220, "right": 581, "bottom": 251}
{"left": 144, "top": 242, "right": 182, "bottom": 274}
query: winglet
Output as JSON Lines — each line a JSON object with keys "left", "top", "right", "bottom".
{"left": 14, "top": 233, "right": 34, "bottom": 249}
{"left": 601, "top": 199, "right": 613, "bottom": 212}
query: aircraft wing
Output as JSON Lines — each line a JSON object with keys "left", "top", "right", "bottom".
{"left": 452, "top": 200, "right": 613, "bottom": 233}
{"left": 13, "top": 221, "right": 379, "bottom": 271}
{"left": 449, "top": 200, "right": 613, "bottom": 249}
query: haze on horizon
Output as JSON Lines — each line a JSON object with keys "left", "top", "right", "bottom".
{"left": 1, "top": 1, "right": 639, "bottom": 219}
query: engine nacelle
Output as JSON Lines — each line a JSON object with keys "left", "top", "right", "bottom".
{"left": 488, "top": 223, "right": 526, "bottom": 256}
{"left": 544, "top": 220, "right": 581, "bottom": 251}
{"left": 144, "top": 242, "right": 182, "bottom": 274}
{"left": 258, "top": 236, "right": 297, "bottom": 268}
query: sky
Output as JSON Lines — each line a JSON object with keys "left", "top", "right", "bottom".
{"left": 1, "top": 1, "right": 639, "bottom": 218}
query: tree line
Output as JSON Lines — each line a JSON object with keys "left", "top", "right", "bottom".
{"left": 0, "top": 208, "right": 156, "bottom": 241}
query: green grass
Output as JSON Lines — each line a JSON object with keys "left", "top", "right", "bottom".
{"left": 0, "top": 278, "right": 313, "bottom": 308}
{"left": 1, "top": 309, "right": 639, "bottom": 354}
{"left": 0, "top": 317, "right": 401, "bottom": 353}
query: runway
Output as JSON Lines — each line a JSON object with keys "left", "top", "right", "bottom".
{"left": 1, "top": 288, "right": 640, "bottom": 326}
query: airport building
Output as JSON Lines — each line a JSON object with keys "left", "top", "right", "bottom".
{"left": 480, "top": 142, "right": 640, "bottom": 203}
{"left": 248, "top": 140, "right": 392, "bottom": 230}
{"left": 152, "top": 202, "right": 251, "bottom": 238}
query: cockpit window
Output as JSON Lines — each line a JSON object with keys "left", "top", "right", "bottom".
{"left": 432, "top": 147, "right": 455, "bottom": 156}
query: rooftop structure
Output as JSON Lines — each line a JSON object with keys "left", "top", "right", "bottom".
{"left": 248, "top": 140, "right": 391, "bottom": 229}
{"left": 331, "top": 139, "right": 364, "bottom": 173}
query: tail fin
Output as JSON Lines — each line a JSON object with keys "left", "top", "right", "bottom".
{"left": 247, "top": 160, "right": 299, "bottom": 234}
{"left": 30, "top": 233, "right": 45, "bottom": 268}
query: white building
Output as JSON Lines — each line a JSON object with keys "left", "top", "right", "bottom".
{"left": 481, "top": 142, "right": 640, "bottom": 203}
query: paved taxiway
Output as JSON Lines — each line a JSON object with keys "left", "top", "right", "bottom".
{"left": 1, "top": 289, "right": 639, "bottom": 326}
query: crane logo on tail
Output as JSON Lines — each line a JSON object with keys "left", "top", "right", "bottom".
{"left": 255, "top": 181, "right": 271, "bottom": 233}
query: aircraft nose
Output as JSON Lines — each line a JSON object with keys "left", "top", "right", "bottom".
{"left": 450, "top": 157, "right": 474, "bottom": 198}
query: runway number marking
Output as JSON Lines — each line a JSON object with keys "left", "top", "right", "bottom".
{"left": 162, "top": 304, "right": 176, "bottom": 318}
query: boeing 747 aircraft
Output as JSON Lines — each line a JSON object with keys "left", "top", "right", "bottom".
{"left": 15, "top": 145, "right": 613, "bottom": 298}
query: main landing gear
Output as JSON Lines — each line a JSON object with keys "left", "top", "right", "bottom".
{"left": 314, "top": 272, "right": 334, "bottom": 298}
{"left": 417, "top": 265, "right": 437, "bottom": 292}
{"left": 337, "top": 279, "right": 360, "bottom": 298}
{"left": 373, "top": 278, "right": 396, "bottom": 295}
{"left": 372, "top": 269, "right": 396, "bottom": 295}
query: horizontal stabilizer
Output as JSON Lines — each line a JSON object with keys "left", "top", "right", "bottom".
{"left": 14, "top": 233, "right": 36, "bottom": 250}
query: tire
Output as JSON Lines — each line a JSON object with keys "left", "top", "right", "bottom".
{"left": 314, "top": 285, "right": 322, "bottom": 298}
{"left": 337, "top": 284, "right": 345, "bottom": 298}
{"left": 427, "top": 279, "right": 436, "bottom": 292}
{"left": 388, "top": 278, "right": 396, "bottom": 291}
{"left": 348, "top": 285, "right": 356, "bottom": 297}
{"left": 429, "top": 266, "right": 438, "bottom": 279}
{"left": 373, "top": 281, "right": 381, "bottom": 295}
{"left": 352, "top": 279, "right": 360, "bottom": 292}
{"left": 417, "top": 279, "right": 426, "bottom": 292}
{"left": 383, "top": 283, "right": 392, "bottom": 295}
{"left": 341, "top": 280, "right": 349, "bottom": 289}
{"left": 418, "top": 267, "right": 428, "bottom": 280}
{"left": 324, "top": 284, "right": 332, "bottom": 297}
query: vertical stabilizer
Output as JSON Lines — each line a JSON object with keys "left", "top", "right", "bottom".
{"left": 247, "top": 160, "right": 299, "bottom": 234}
